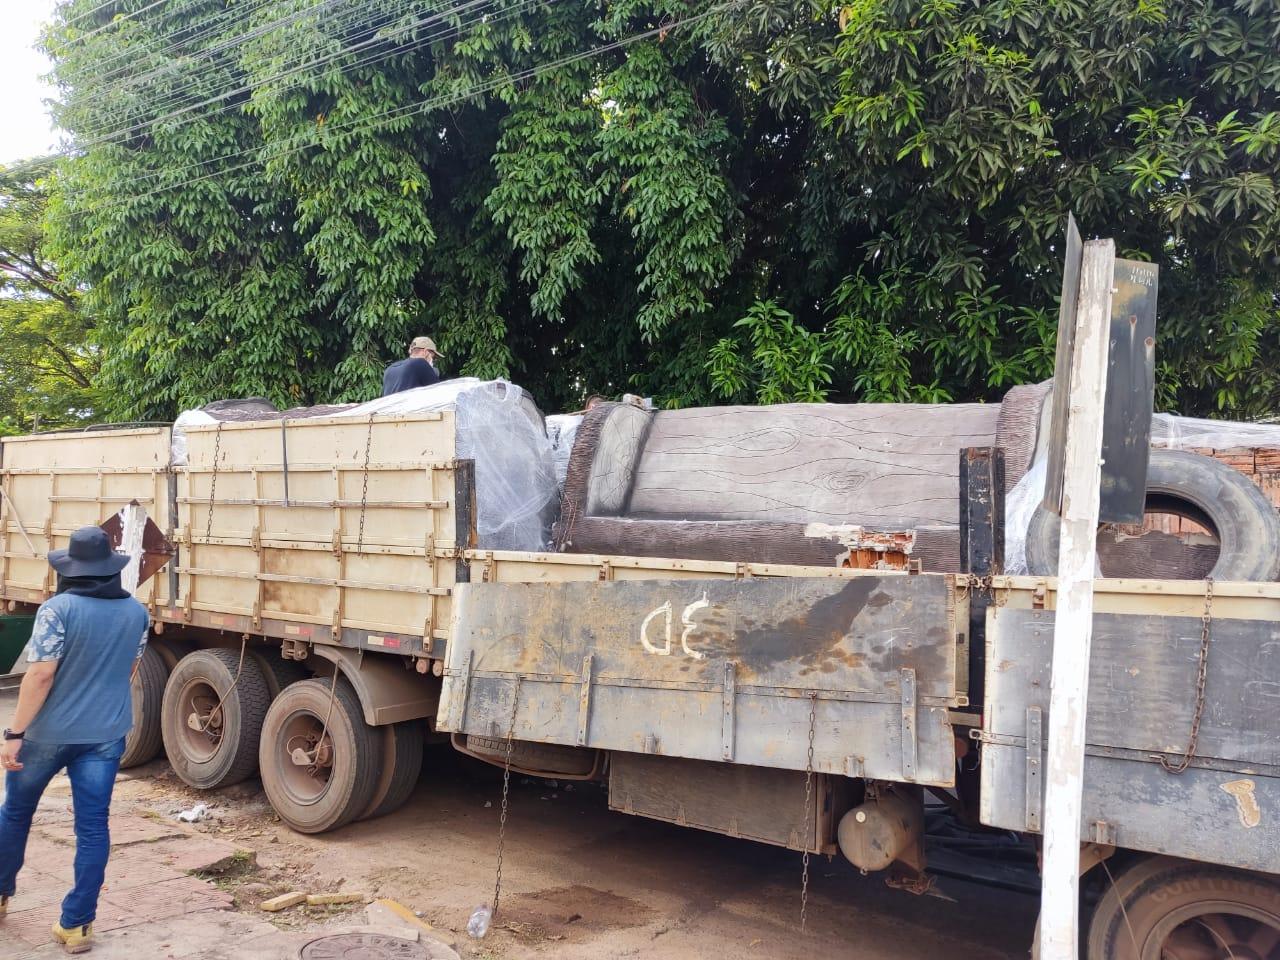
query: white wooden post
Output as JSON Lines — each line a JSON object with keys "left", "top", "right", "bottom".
{"left": 1038, "top": 239, "right": 1115, "bottom": 959}
{"left": 118, "top": 501, "right": 148, "bottom": 596}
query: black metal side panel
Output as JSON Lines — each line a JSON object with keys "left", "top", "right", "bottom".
{"left": 441, "top": 575, "right": 965, "bottom": 787}
{"left": 1098, "top": 259, "right": 1158, "bottom": 523}
{"left": 980, "top": 607, "right": 1280, "bottom": 872}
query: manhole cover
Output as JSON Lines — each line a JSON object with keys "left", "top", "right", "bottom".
{"left": 300, "top": 933, "right": 431, "bottom": 959}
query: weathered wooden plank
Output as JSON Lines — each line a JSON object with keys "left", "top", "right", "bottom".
{"left": 1040, "top": 235, "right": 1114, "bottom": 960}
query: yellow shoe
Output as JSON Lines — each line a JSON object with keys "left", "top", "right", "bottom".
{"left": 0, "top": 894, "right": 9, "bottom": 917}
{"left": 52, "top": 921, "right": 94, "bottom": 954}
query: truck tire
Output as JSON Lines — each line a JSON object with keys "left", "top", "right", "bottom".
{"left": 161, "top": 648, "right": 271, "bottom": 789}
{"left": 1025, "top": 449, "right": 1280, "bottom": 581}
{"left": 248, "top": 649, "right": 310, "bottom": 700}
{"left": 1086, "top": 855, "right": 1280, "bottom": 959}
{"left": 259, "top": 678, "right": 379, "bottom": 834}
{"left": 120, "top": 645, "right": 168, "bottom": 769}
{"left": 359, "top": 721, "right": 425, "bottom": 821}
{"left": 151, "top": 638, "right": 194, "bottom": 673}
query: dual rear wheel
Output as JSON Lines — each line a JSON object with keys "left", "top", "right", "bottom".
{"left": 127, "top": 641, "right": 424, "bottom": 832}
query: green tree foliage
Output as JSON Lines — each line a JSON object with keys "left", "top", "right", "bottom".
{"left": 38, "top": 0, "right": 1280, "bottom": 419}
{"left": 0, "top": 159, "right": 100, "bottom": 434}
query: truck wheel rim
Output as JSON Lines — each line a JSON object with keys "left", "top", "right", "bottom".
{"left": 176, "top": 679, "right": 224, "bottom": 763}
{"left": 277, "top": 709, "right": 335, "bottom": 807}
{"left": 1144, "top": 900, "right": 1280, "bottom": 960}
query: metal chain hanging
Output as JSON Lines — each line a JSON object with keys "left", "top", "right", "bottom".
{"left": 356, "top": 414, "right": 374, "bottom": 555}
{"left": 1160, "top": 577, "right": 1215, "bottom": 774}
{"left": 493, "top": 675, "right": 524, "bottom": 919}
{"left": 800, "top": 691, "right": 818, "bottom": 931}
{"left": 205, "top": 422, "right": 223, "bottom": 545}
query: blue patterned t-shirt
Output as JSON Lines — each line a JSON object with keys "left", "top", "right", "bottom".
{"left": 23, "top": 593, "right": 150, "bottom": 745}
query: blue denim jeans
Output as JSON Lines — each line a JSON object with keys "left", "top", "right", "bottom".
{"left": 0, "top": 737, "right": 125, "bottom": 928}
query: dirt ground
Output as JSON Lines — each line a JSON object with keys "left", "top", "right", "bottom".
{"left": 93, "top": 744, "right": 1038, "bottom": 960}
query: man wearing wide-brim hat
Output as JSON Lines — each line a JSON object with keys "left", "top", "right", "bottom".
{"left": 0, "top": 526, "right": 149, "bottom": 954}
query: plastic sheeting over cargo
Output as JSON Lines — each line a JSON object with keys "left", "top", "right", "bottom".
{"left": 172, "top": 379, "right": 560, "bottom": 552}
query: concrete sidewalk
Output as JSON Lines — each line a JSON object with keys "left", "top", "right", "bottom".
{"left": 0, "top": 775, "right": 454, "bottom": 959}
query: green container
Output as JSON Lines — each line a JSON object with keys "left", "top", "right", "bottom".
{"left": 0, "top": 615, "right": 35, "bottom": 674}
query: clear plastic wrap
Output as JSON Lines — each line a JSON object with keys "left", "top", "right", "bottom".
{"left": 546, "top": 414, "right": 583, "bottom": 492}
{"left": 1004, "top": 458, "right": 1046, "bottom": 576}
{"left": 1152, "top": 413, "right": 1280, "bottom": 451}
{"left": 173, "top": 379, "right": 560, "bottom": 552}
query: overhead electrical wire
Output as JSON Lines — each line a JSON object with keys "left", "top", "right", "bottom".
{"left": 79, "top": 0, "right": 503, "bottom": 141}
{"left": 6, "top": 0, "right": 517, "bottom": 178}
{"left": 58, "top": 0, "right": 171, "bottom": 48}
{"left": 6, "top": 1, "right": 733, "bottom": 185}
{"left": 55, "top": 0, "right": 525, "bottom": 157}
{"left": 58, "top": 0, "right": 359, "bottom": 104}
{"left": 73, "top": 3, "right": 736, "bottom": 210}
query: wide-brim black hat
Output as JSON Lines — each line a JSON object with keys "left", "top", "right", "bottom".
{"left": 48, "top": 526, "right": 130, "bottom": 578}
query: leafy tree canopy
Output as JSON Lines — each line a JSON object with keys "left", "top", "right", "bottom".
{"left": 37, "top": 0, "right": 1280, "bottom": 420}
{"left": 0, "top": 158, "right": 100, "bottom": 434}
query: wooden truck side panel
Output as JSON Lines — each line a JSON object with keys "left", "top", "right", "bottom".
{"left": 0, "top": 427, "right": 173, "bottom": 610}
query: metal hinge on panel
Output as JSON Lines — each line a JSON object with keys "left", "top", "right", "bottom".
{"left": 453, "top": 651, "right": 473, "bottom": 732}
{"left": 1032, "top": 583, "right": 1047, "bottom": 608}
{"left": 900, "top": 667, "right": 918, "bottom": 781}
{"left": 576, "top": 654, "right": 594, "bottom": 746}
{"left": 1089, "top": 820, "right": 1118, "bottom": 846}
{"left": 1025, "top": 706, "right": 1043, "bottom": 832}
{"left": 598, "top": 560, "right": 612, "bottom": 582}
{"left": 721, "top": 662, "right": 736, "bottom": 761}
{"left": 479, "top": 555, "right": 495, "bottom": 582}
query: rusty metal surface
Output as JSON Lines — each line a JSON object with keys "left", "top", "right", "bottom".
{"left": 441, "top": 575, "right": 964, "bottom": 786}
{"left": 1098, "top": 258, "right": 1158, "bottom": 523}
{"left": 980, "top": 606, "right": 1280, "bottom": 873}
{"left": 100, "top": 507, "right": 175, "bottom": 587}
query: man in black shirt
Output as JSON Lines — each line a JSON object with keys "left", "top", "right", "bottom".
{"left": 382, "top": 336, "right": 443, "bottom": 396}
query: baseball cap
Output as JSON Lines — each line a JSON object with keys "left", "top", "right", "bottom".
{"left": 410, "top": 336, "right": 443, "bottom": 356}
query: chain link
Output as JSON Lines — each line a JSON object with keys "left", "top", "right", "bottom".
{"left": 800, "top": 691, "right": 817, "bottom": 931}
{"left": 205, "top": 422, "right": 223, "bottom": 544}
{"left": 1160, "top": 578, "right": 1214, "bottom": 774}
{"left": 356, "top": 414, "right": 374, "bottom": 555}
{"left": 493, "top": 675, "right": 523, "bottom": 918}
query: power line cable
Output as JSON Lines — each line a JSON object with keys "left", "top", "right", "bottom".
{"left": 56, "top": 0, "right": 321, "bottom": 89}
{"left": 71, "top": 3, "right": 735, "bottom": 210}
{"left": 61, "top": 0, "right": 496, "bottom": 140}
{"left": 80, "top": 0, "right": 491, "bottom": 138}
{"left": 57, "top": 0, "right": 357, "bottom": 101}
{"left": 1, "top": 1, "right": 510, "bottom": 180}
{"left": 63, "top": 0, "right": 517, "bottom": 154}
{"left": 60, "top": 0, "right": 171, "bottom": 48}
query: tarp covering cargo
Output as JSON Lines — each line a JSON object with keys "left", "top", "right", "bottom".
{"left": 174, "top": 379, "right": 559, "bottom": 552}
